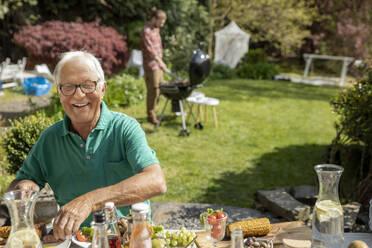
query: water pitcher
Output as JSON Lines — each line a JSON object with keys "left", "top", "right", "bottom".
{"left": 311, "top": 164, "right": 344, "bottom": 248}
{"left": 3, "top": 190, "right": 41, "bottom": 248}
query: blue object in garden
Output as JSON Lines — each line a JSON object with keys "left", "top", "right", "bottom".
{"left": 22, "top": 76, "right": 52, "bottom": 96}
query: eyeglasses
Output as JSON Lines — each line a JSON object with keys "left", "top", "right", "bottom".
{"left": 59, "top": 80, "right": 98, "bottom": 96}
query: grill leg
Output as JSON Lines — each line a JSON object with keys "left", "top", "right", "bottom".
{"left": 186, "top": 102, "right": 198, "bottom": 122}
{"left": 179, "top": 100, "right": 187, "bottom": 131}
{"left": 156, "top": 99, "right": 169, "bottom": 128}
{"left": 186, "top": 101, "right": 203, "bottom": 130}
{"left": 179, "top": 100, "right": 190, "bottom": 136}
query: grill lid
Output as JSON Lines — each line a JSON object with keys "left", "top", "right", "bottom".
{"left": 189, "top": 48, "right": 211, "bottom": 86}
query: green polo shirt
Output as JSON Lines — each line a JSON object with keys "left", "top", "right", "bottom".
{"left": 16, "top": 102, "right": 159, "bottom": 226}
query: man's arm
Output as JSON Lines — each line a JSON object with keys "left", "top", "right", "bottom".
{"left": 89, "top": 163, "right": 167, "bottom": 209}
{"left": 53, "top": 163, "right": 166, "bottom": 240}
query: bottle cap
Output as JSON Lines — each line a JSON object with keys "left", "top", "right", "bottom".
{"left": 131, "top": 203, "right": 149, "bottom": 213}
{"left": 105, "top": 202, "right": 115, "bottom": 209}
{"left": 94, "top": 211, "right": 106, "bottom": 223}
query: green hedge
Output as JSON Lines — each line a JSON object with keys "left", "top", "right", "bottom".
{"left": 236, "top": 62, "right": 280, "bottom": 80}
{"left": 329, "top": 79, "right": 372, "bottom": 204}
{"left": 209, "top": 63, "right": 236, "bottom": 79}
{"left": 104, "top": 72, "right": 145, "bottom": 108}
{"left": 1, "top": 111, "right": 56, "bottom": 174}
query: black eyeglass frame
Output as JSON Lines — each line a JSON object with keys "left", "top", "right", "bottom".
{"left": 58, "top": 80, "right": 98, "bottom": 96}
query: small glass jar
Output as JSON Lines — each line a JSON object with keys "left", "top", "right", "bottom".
{"left": 230, "top": 227, "right": 244, "bottom": 248}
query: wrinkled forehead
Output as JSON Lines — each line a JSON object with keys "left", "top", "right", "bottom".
{"left": 60, "top": 57, "right": 98, "bottom": 83}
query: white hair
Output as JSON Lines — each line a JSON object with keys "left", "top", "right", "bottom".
{"left": 53, "top": 51, "right": 105, "bottom": 88}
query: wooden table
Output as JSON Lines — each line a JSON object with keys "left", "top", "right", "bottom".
{"left": 195, "top": 221, "right": 312, "bottom": 248}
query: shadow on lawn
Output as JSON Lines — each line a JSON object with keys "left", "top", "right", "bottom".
{"left": 192, "top": 143, "right": 330, "bottom": 208}
{"left": 204, "top": 79, "right": 341, "bottom": 102}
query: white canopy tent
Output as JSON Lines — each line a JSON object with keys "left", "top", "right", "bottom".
{"left": 214, "top": 21, "right": 250, "bottom": 68}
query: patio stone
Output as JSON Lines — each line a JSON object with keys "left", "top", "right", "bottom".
{"left": 343, "top": 202, "right": 361, "bottom": 231}
{"left": 291, "top": 185, "right": 318, "bottom": 206}
{"left": 256, "top": 188, "right": 311, "bottom": 221}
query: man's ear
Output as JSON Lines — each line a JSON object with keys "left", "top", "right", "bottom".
{"left": 56, "top": 84, "right": 61, "bottom": 96}
{"left": 101, "top": 81, "right": 107, "bottom": 100}
{"left": 102, "top": 81, "right": 107, "bottom": 93}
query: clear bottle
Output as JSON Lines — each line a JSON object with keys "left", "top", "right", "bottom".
{"left": 104, "top": 202, "right": 121, "bottom": 248}
{"left": 129, "top": 203, "right": 152, "bottom": 248}
{"left": 311, "top": 164, "right": 344, "bottom": 248}
{"left": 230, "top": 228, "right": 244, "bottom": 248}
{"left": 92, "top": 211, "right": 110, "bottom": 248}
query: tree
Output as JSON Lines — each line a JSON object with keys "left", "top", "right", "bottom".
{"left": 309, "top": 0, "right": 372, "bottom": 59}
{"left": 0, "top": 0, "right": 39, "bottom": 60}
{"left": 209, "top": 0, "right": 317, "bottom": 56}
{"left": 2, "top": 0, "right": 210, "bottom": 74}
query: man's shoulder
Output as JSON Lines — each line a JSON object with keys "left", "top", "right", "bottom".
{"left": 142, "top": 25, "right": 156, "bottom": 35}
{"left": 109, "top": 111, "right": 139, "bottom": 128}
{"left": 40, "top": 120, "right": 64, "bottom": 137}
{"left": 30, "top": 120, "right": 63, "bottom": 150}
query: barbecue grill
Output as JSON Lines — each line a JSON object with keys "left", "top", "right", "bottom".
{"left": 157, "top": 48, "right": 211, "bottom": 136}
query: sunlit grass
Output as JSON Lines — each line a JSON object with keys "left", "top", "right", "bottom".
{"left": 122, "top": 79, "right": 341, "bottom": 207}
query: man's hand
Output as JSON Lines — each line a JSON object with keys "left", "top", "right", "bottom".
{"left": 154, "top": 55, "right": 167, "bottom": 71}
{"left": 53, "top": 195, "right": 94, "bottom": 240}
{"left": 159, "top": 60, "right": 167, "bottom": 71}
{"left": 13, "top": 180, "right": 40, "bottom": 192}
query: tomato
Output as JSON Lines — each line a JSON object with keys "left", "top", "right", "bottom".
{"left": 216, "top": 212, "right": 226, "bottom": 219}
{"left": 207, "top": 214, "right": 217, "bottom": 225}
{"left": 76, "top": 230, "right": 89, "bottom": 242}
{"left": 211, "top": 224, "right": 223, "bottom": 239}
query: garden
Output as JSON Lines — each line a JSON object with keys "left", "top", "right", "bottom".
{"left": 0, "top": 0, "right": 372, "bottom": 243}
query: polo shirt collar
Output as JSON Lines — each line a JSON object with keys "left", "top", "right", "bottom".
{"left": 61, "top": 101, "right": 113, "bottom": 136}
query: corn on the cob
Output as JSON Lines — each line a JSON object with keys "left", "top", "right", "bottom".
{"left": 0, "top": 226, "right": 11, "bottom": 239}
{"left": 226, "top": 218, "right": 271, "bottom": 237}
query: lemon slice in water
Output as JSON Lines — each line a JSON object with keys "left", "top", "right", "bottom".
{"left": 7, "top": 228, "right": 41, "bottom": 247}
{"left": 315, "top": 200, "right": 343, "bottom": 223}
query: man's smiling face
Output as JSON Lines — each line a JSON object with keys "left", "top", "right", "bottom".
{"left": 58, "top": 57, "right": 106, "bottom": 128}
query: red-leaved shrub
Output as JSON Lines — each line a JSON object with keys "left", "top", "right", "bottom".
{"left": 13, "top": 20, "right": 128, "bottom": 75}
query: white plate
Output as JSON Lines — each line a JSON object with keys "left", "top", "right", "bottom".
{"left": 71, "top": 234, "right": 91, "bottom": 248}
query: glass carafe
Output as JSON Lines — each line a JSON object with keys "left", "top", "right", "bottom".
{"left": 311, "top": 164, "right": 344, "bottom": 248}
{"left": 3, "top": 190, "right": 41, "bottom": 248}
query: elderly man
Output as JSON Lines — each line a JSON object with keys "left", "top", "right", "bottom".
{"left": 7, "top": 51, "right": 167, "bottom": 241}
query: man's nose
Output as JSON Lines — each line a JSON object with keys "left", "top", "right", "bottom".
{"left": 74, "top": 86, "right": 86, "bottom": 97}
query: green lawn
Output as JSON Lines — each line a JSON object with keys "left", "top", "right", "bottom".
{"left": 116, "top": 78, "right": 341, "bottom": 207}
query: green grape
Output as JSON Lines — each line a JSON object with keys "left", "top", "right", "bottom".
{"left": 187, "top": 236, "right": 193, "bottom": 243}
{"left": 171, "top": 239, "right": 178, "bottom": 247}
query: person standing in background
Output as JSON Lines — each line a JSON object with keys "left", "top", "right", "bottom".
{"left": 140, "top": 7, "right": 167, "bottom": 125}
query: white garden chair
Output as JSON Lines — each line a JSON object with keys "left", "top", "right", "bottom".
{"left": 0, "top": 57, "right": 27, "bottom": 91}
{"left": 127, "top": 49, "right": 144, "bottom": 77}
